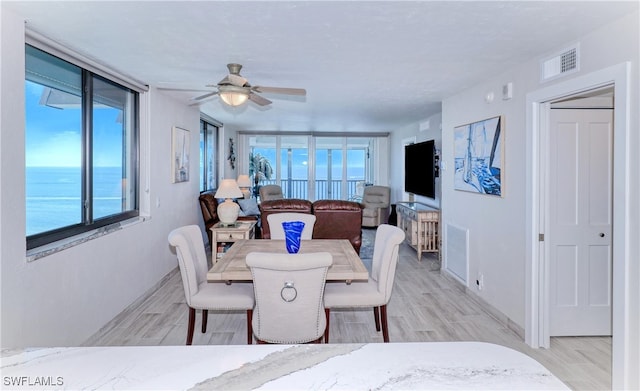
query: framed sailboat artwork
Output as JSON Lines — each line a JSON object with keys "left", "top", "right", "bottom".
{"left": 172, "top": 126, "right": 190, "bottom": 183}
{"left": 453, "top": 116, "right": 504, "bottom": 196}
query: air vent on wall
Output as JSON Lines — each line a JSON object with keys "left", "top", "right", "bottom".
{"left": 540, "top": 44, "right": 580, "bottom": 82}
{"left": 445, "top": 224, "right": 468, "bottom": 283}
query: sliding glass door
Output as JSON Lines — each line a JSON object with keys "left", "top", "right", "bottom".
{"left": 315, "top": 137, "right": 343, "bottom": 199}
{"left": 315, "top": 137, "right": 369, "bottom": 200}
{"left": 280, "top": 136, "right": 309, "bottom": 199}
{"left": 246, "top": 134, "right": 376, "bottom": 201}
{"left": 248, "top": 135, "right": 311, "bottom": 199}
{"left": 346, "top": 137, "right": 369, "bottom": 198}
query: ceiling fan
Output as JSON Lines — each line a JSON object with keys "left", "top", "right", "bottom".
{"left": 176, "top": 63, "right": 306, "bottom": 107}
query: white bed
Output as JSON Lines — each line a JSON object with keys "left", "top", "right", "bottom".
{"left": 1, "top": 342, "right": 568, "bottom": 390}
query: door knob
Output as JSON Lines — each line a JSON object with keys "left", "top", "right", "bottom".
{"left": 599, "top": 233, "right": 605, "bottom": 237}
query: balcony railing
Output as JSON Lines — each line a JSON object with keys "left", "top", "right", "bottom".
{"left": 259, "top": 179, "right": 362, "bottom": 201}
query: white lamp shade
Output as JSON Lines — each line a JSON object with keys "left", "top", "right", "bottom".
{"left": 236, "top": 174, "right": 252, "bottom": 199}
{"left": 237, "top": 174, "right": 251, "bottom": 188}
{"left": 214, "top": 179, "right": 243, "bottom": 199}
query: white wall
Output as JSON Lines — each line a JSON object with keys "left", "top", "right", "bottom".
{"left": 440, "top": 11, "right": 638, "bottom": 389}
{"left": 221, "top": 126, "right": 239, "bottom": 180}
{"left": 441, "top": 77, "right": 527, "bottom": 324}
{"left": 374, "top": 136, "right": 390, "bottom": 187}
{"left": 0, "top": 8, "right": 202, "bottom": 347}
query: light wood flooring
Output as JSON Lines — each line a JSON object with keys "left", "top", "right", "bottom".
{"left": 86, "top": 229, "right": 611, "bottom": 390}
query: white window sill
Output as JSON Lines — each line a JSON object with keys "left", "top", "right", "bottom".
{"left": 26, "top": 216, "right": 148, "bottom": 262}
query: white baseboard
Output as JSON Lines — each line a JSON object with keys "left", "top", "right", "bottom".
{"left": 82, "top": 267, "right": 180, "bottom": 346}
{"left": 440, "top": 269, "right": 525, "bottom": 340}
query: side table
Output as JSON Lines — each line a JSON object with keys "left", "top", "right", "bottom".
{"left": 210, "top": 221, "right": 256, "bottom": 260}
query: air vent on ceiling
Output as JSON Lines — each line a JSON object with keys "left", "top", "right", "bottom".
{"left": 540, "top": 44, "right": 580, "bottom": 82}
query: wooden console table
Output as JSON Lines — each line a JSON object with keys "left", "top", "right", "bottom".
{"left": 396, "top": 202, "right": 440, "bottom": 261}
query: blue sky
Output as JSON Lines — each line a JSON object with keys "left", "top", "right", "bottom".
{"left": 25, "top": 81, "right": 123, "bottom": 167}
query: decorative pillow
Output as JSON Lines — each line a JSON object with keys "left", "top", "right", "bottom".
{"left": 238, "top": 198, "right": 260, "bottom": 216}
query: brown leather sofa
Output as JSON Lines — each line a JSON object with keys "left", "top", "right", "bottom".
{"left": 312, "top": 200, "right": 364, "bottom": 254}
{"left": 259, "top": 198, "right": 363, "bottom": 254}
{"left": 198, "top": 191, "right": 260, "bottom": 245}
{"left": 259, "top": 199, "right": 313, "bottom": 240}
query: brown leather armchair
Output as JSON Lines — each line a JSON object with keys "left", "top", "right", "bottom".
{"left": 258, "top": 184, "right": 284, "bottom": 201}
{"left": 199, "top": 191, "right": 219, "bottom": 245}
{"left": 312, "top": 200, "right": 363, "bottom": 255}
{"left": 361, "top": 185, "right": 391, "bottom": 227}
{"left": 259, "top": 199, "right": 313, "bottom": 239}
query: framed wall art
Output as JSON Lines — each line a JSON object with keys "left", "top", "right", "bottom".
{"left": 172, "top": 126, "right": 190, "bottom": 183}
{"left": 453, "top": 116, "right": 503, "bottom": 196}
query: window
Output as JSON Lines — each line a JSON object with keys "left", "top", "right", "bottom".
{"left": 246, "top": 134, "right": 377, "bottom": 201}
{"left": 316, "top": 137, "right": 369, "bottom": 200}
{"left": 200, "top": 117, "right": 219, "bottom": 192}
{"left": 280, "top": 136, "right": 309, "bottom": 199}
{"left": 25, "top": 45, "right": 139, "bottom": 250}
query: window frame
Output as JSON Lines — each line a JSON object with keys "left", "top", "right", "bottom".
{"left": 199, "top": 115, "right": 221, "bottom": 192}
{"left": 25, "top": 43, "right": 141, "bottom": 250}
{"left": 242, "top": 133, "right": 384, "bottom": 201}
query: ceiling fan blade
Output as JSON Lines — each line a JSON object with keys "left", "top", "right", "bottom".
{"left": 188, "top": 94, "right": 218, "bottom": 106}
{"left": 249, "top": 93, "right": 272, "bottom": 106}
{"left": 156, "top": 82, "right": 212, "bottom": 92}
{"left": 191, "top": 91, "right": 218, "bottom": 101}
{"left": 252, "top": 86, "right": 306, "bottom": 96}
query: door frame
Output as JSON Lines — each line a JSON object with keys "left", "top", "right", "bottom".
{"left": 524, "top": 62, "right": 631, "bottom": 388}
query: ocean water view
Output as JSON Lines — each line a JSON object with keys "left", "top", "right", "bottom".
{"left": 26, "top": 164, "right": 364, "bottom": 236}
{"left": 26, "top": 166, "right": 125, "bottom": 236}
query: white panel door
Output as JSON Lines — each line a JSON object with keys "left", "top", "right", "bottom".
{"left": 548, "top": 108, "right": 613, "bottom": 336}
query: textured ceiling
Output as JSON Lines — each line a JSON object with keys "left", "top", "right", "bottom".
{"left": 5, "top": 1, "right": 638, "bottom": 132}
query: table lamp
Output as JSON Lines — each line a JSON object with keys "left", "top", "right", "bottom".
{"left": 214, "top": 179, "right": 243, "bottom": 225}
{"left": 237, "top": 174, "right": 252, "bottom": 199}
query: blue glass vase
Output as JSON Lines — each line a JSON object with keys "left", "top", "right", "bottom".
{"left": 282, "top": 221, "right": 305, "bottom": 254}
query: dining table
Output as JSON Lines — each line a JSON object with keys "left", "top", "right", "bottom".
{"left": 207, "top": 239, "right": 369, "bottom": 284}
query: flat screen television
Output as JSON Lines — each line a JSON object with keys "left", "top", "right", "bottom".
{"left": 404, "top": 140, "right": 436, "bottom": 199}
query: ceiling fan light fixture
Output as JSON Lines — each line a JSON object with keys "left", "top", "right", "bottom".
{"left": 218, "top": 86, "right": 249, "bottom": 106}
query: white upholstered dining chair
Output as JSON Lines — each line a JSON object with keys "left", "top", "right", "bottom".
{"left": 246, "top": 251, "right": 332, "bottom": 344}
{"left": 267, "top": 212, "right": 316, "bottom": 240}
{"left": 323, "top": 224, "right": 405, "bottom": 343}
{"left": 168, "top": 225, "right": 254, "bottom": 345}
